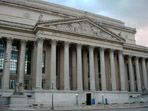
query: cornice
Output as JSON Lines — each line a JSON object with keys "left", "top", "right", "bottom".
{"left": 0, "top": 0, "right": 135, "bottom": 34}
{"left": 123, "top": 43, "right": 148, "bottom": 53}
{"left": 102, "top": 23, "right": 136, "bottom": 34}
{"left": 0, "top": 0, "right": 73, "bottom": 18}
{"left": 0, "top": 20, "right": 34, "bottom": 32}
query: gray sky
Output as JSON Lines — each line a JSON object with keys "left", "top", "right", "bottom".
{"left": 42, "top": 0, "right": 148, "bottom": 47}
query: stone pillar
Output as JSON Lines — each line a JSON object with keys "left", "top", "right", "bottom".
{"left": 109, "top": 49, "right": 117, "bottom": 91}
{"left": 83, "top": 49, "right": 88, "bottom": 90}
{"left": 118, "top": 51, "right": 126, "bottom": 91}
{"left": 135, "top": 57, "right": 141, "bottom": 91}
{"left": 64, "top": 42, "right": 70, "bottom": 90}
{"left": 128, "top": 55, "right": 135, "bottom": 91}
{"left": 99, "top": 47, "right": 107, "bottom": 91}
{"left": 142, "top": 58, "right": 148, "bottom": 89}
{"left": 72, "top": 48, "right": 77, "bottom": 90}
{"left": 89, "top": 46, "right": 95, "bottom": 91}
{"left": 50, "top": 40, "right": 57, "bottom": 90}
{"left": 18, "top": 40, "right": 27, "bottom": 86}
{"left": 59, "top": 47, "right": 64, "bottom": 90}
{"left": 3, "top": 38, "right": 13, "bottom": 89}
{"left": 35, "top": 38, "right": 43, "bottom": 89}
{"left": 77, "top": 44, "right": 83, "bottom": 90}
{"left": 94, "top": 51, "right": 99, "bottom": 90}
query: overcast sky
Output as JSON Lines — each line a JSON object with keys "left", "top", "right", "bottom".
{"left": 42, "top": 0, "right": 148, "bottom": 47}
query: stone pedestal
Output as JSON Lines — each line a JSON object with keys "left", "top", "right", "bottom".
{"left": 9, "top": 95, "right": 28, "bottom": 108}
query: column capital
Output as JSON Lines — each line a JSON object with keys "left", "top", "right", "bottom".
{"left": 51, "top": 39, "right": 57, "bottom": 45}
{"left": 110, "top": 49, "right": 114, "bottom": 53}
{"left": 7, "top": 37, "right": 13, "bottom": 43}
{"left": 64, "top": 41, "right": 70, "bottom": 47}
{"left": 135, "top": 56, "right": 139, "bottom": 60}
{"left": 99, "top": 47, "right": 105, "bottom": 52}
{"left": 21, "top": 39, "right": 27, "bottom": 45}
{"left": 89, "top": 45, "right": 94, "bottom": 51}
{"left": 77, "top": 43, "right": 82, "bottom": 49}
{"left": 142, "top": 57, "right": 146, "bottom": 60}
{"left": 118, "top": 50, "right": 123, "bottom": 54}
{"left": 128, "top": 55, "right": 133, "bottom": 58}
{"left": 37, "top": 37, "right": 44, "bottom": 42}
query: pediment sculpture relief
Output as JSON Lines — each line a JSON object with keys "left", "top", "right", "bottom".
{"left": 47, "top": 21, "right": 114, "bottom": 40}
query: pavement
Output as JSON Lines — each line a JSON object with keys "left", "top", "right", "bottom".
{"left": 0, "top": 103, "right": 148, "bottom": 111}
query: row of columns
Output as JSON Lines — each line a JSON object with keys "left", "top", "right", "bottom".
{"left": 2, "top": 38, "right": 27, "bottom": 89}
{"left": 35, "top": 38, "right": 127, "bottom": 91}
{"left": 127, "top": 56, "right": 148, "bottom": 91}
{"left": 1, "top": 38, "right": 148, "bottom": 92}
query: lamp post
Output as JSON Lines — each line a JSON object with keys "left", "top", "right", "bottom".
{"left": 0, "top": 39, "right": 7, "bottom": 108}
{"left": 75, "top": 93, "right": 78, "bottom": 106}
{"left": 101, "top": 94, "right": 104, "bottom": 105}
{"left": 51, "top": 83, "right": 54, "bottom": 110}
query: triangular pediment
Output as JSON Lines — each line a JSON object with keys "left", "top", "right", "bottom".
{"left": 36, "top": 17, "right": 125, "bottom": 42}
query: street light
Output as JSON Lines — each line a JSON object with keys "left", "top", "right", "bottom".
{"left": 101, "top": 94, "right": 104, "bottom": 105}
{"left": 0, "top": 39, "right": 7, "bottom": 108}
{"left": 51, "top": 83, "right": 54, "bottom": 110}
{"left": 75, "top": 93, "right": 78, "bottom": 106}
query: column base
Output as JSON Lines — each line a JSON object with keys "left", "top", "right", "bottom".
{"left": 64, "top": 88, "right": 70, "bottom": 91}
{"left": 121, "top": 89, "right": 128, "bottom": 92}
{"left": 112, "top": 89, "right": 118, "bottom": 91}
{"left": 77, "top": 89, "right": 83, "bottom": 92}
{"left": 102, "top": 89, "right": 107, "bottom": 91}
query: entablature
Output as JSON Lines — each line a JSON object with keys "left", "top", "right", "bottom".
{"left": 123, "top": 43, "right": 148, "bottom": 58}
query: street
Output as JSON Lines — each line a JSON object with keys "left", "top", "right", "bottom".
{"left": 1, "top": 107, "right": 148, "bottom": 111}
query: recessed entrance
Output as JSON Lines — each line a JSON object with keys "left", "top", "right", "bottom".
{"left": 86, "top": 93, "right": 91, "bottom": 105}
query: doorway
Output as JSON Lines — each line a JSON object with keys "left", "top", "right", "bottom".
{"left": 86, "top": 93, "right": 91, "bottom": 105}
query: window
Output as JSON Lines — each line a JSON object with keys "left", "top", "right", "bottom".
{"left": 24, "top": 80, "right": 29, "bottom": 90}
{"left": 25, "top": 47, "right": 31, "bottom": 75}
{"left": 42, "top": 79, "right": 45, "bottom": 89}
{"left": 0, "top": 43, "right": 4, "bottom": 72}
{"left": 42, "top": 50, "right": 46, "bottom": 73}
{"left": 10, "top": 45, "right": 18, "bottom": 74}
{"left": 10, "top": 80, "right": 15, "bottom": 89}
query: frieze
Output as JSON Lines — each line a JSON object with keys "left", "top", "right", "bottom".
{"left": 46, "top": 21, "right": 115, "bottom": 40}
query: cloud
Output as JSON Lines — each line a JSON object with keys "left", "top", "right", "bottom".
{"left": 42, "top": 0, "right": 148, "bottom": 47}
{"left": 136, "top": 27, "right": 148, "bottom": 46}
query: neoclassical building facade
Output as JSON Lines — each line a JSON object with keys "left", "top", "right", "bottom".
{"left": 0, "top": 0, "right": 148, "bottom": 106}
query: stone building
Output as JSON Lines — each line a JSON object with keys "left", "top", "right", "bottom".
{"left": 0, "top": 0, "right": 148, "bottom": 106}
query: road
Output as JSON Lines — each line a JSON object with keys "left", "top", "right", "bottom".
{"left": 1, "top": 107, "right": 148, "bottom": 111}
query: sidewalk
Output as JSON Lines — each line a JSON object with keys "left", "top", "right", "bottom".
{"left": 1, "top": 103, "right": 148, "bottom": 111}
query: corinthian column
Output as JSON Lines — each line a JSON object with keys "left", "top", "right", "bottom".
{"left": 89, "top": 46, "right": 95, "bottom": 91}
{"left": 35, "top": 38, "right": 43, "bottom": 89}
{"left": 50, "top": 40, "right": 57, "bottom": 90}
{"left": 83, "top": 49, "right": 88, "bottom": 90}
{"left": 118, "top": 51, "right": 126, "bottom": 91}
{"left": 18, "top": 40, "right": 27, "bottom": 86}
{"left": 99, "top": 47, "right": 107, "bottom": 91}
{"left": 128, "top": 55, "right": 135, "bottom": 92}
{"left": 72, "top": 48, "right": 77, "bottom": 90}
{"left": 109, "top": 49, "right": 117, "bottom": 91}
{"left": 94, "top": 51, "right": 99, "bottom": 90}
{"left": 3, "top": 38, "right": 13, "bottom": 89}
{"left": 135, "top": 57, "right": 141, "bottom": 91}
{"left": 142, "top": 58, "right": 148, "bottom": 89}
{"left": 64, "top": 42, "right": 70, "bottom": 90}
{"left": 77, "top": 44, "right": 83, "bottom": 90}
